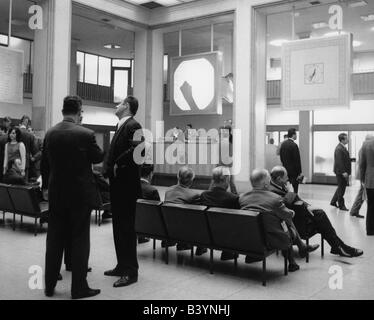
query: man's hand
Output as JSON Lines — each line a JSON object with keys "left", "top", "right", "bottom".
{"left": 114, "top": 164, "right": 118, "bottom": 178}
{"left": 42, "top": 189, "right": 48, "bottom": 201}
{"left": 343, "top": 172, "right": 349, "bottom": 179}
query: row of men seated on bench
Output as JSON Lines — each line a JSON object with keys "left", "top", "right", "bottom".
{"left": 139, "top": 165, "right": 363, "bottom": 272}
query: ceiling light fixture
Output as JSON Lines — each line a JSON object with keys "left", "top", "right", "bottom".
{"left": 349, "top": 0, "right": 368, "bottom": 8}
{"left": 104, "top": 44, "right": 121, "bottom": 49}
{"left": 361, "top": 14, "right": 374, "bottom": 22}
{"left": 269, "top": 39, "right": 289, "bottom": 47}
{"left": 312, "top": 22, "right": 328, "bottom": 29}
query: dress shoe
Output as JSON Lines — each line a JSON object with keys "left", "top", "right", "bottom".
{"left": 195, "top": 247, "right": 207, "bottom": 256}
{"left": 113, "top": 275, "right": 138, "bottom": 288}
{"left": 339, "top": 206, "right": 349, "bottom": 211}
{"left": 138, "top": 237, "right": 150, "bottom": 244}
{"left": 351, "top": 213, "right": 365, "bottom": 219}
{"left": 330, "top": 202, "right": 338, "bottom": 208}
{"left": 299, "top": 244, "right": 320, "bottom": 258}
{"left": 330, "top": 246, "right": 352, "bottom": 257}
{"left": 288, "top": 263, "right": 300, "bottom": 272}
{"left": 104, "top": 268, "right": 124, "bottom": 277}
{"left": 57, "top": 273, "right": 62, "bottom": 281}
{"left": 176, "top": 243, "right": 192, "bottom": 251}
{"left": 341, "top": 244, "right": 363, "bottom": 257}
{"left": 44, "top": 287, "right": 55, "bottom": 297}
{"left": 71, "top": 288, "right": 101, "bottom": 300}
{"left": 221, "top": 252, "right": 238, "bottom": 261}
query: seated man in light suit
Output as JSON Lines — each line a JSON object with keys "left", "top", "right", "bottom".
{"left": 239, "top": 169, "right": 319, "bottom": 272}
{"left": 164, "top": 166, "right": 203, "bottom": 253}
{"left": 269, "top": 166, "right": 363, "bottom": 258}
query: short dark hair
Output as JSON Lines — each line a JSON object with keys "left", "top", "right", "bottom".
{"left": 338, "top": 133, "right": 347, "bottom": 142}
{"left": 62, "top": 96, "right": 82, "bottom": 115}
{"left": 270, "top": 166, "right": 287, "bottom": 181}
{"left": 8, "top": 127, "right": 21, "bottom": 143}
{"left": 269, "top": 138, "right": 275, "bottom": 144}
{"left": 124, "top": 96, "right": 139, "bottom": 116}
{"left": 288, "top": 128, "right": 296, "bottom": 138}
{"left": 20, "top": 115, "right": 31, "bottom": 126}
{"left": 0, "top": 125, "right": 7, "bottom": 132}
{"left": 141, "top": 164, "right": 154, "bottom": 178}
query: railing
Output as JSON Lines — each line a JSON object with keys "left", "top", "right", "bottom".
{"left": 77, "top": 82, "right": 114, "bottom": 104}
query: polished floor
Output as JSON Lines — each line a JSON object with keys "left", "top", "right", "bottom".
{"left": 0, "top": 183, "right": 373, "bottom": 300}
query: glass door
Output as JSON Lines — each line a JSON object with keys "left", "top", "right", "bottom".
{"left": 112, "top": 67, "right": 131, "bottom": 103}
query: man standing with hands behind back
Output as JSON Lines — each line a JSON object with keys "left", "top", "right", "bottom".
{"left": 330, "top": 133, "right": 351, "bottom": 211}
{"left": 104, "top": 96, "right": 143, "bottom": 288}
{"left": 42, "top": 96, "right": 104, "bottom": 299}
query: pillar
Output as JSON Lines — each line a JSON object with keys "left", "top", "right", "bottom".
{"left": 299, "top": 110, "right": 313, "bottom": 182}
{"left": 32, "top": 0, "right": 72, "bottom": 132}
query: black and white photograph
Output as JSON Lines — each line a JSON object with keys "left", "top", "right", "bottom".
{"left": 1, "top": 0, "right": 374, "bottom": 307}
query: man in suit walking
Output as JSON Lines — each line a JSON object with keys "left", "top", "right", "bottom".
{"left": 104, "top": 96, "right": 143, "bottom": 287}
{"left": 330, "top": 133, "right": 351, "bottom": 211}
{"left": 359, "top": 136, "right": 374, "bottom": 235}
{"left": 279, "top": 128, "right": 303, "bottom": 194}
{"left": 42, "top": 96, "right": 104, "bottom": 299}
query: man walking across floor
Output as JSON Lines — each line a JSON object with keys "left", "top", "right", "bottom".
{"left": 359, "top": 134, "right": 374, "bottom": 236}
{"left": 279, "top": 128, "right": 303, "bottom": 194}
{"left": 330, "top": 133, "right": 351, "bottom": 211}
{"left": 104, "top": 96, "right": 143, "bottom": 287}
{"left": 42, "top": 96, "right": 104, "bottom": 299}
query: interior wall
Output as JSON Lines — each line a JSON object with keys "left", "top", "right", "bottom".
{"left": 0, "top": 99, "right": 32, "bottom": 120}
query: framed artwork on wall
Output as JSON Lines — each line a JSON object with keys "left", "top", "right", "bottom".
{"left": 170, "top": 51, "right": 223, "bottom": 116}
{"left": 282, "top": 34, "right": 352, "bottom": 111}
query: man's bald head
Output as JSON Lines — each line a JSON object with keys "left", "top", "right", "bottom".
{"left": 250, "top": 169, "right": 271, "bottom": 190}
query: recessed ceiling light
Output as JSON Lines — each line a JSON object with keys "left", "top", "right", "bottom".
{"left": 310, "top": 1, "right": 321, "bottom": 5}
{"left": 104, "top": 44, "right": 121, "bottom": 49}
{"left": 269, "top": 39, "right": 289, "bottom": 47}
{"left": 349, "top": 0, "right": 367, "bottom": 8}
{"left": 324, "top": 31, "right": 348, "bottom": 37}
{"left": 361, "top": 14, "right": 374, "bottom": 22}
{"left": 353, "top": 40, "right": 362, "bottom": 47}
{"left": 312, "top": 22, "right": 328, "bottom": 29}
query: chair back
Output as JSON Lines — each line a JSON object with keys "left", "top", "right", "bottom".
{"left": 207, "top": 208, "right": 265, "bottom": 254}
{"left": 0, "top": 184, "right": 14, "bottom": 212}
{"left": 136, "top": 200, "right": 167, "bottom": 238}
{"left": 161, "top": 203, "right": 210, "bottom": 246}
{"left": 7, "top": 186, "right": 41, "bottom": 216}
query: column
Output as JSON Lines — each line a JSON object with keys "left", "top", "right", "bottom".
{"left": 32, "top": 0, "right": 72, "bottom": 132}
{"left": 299, "top": 110, "right": 313, "bottom": 182}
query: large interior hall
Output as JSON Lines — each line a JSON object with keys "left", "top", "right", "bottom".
{"left": 1, "top": 0, "right": 374, "bottom": 301}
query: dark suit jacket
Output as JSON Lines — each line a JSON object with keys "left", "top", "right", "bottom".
{"left": 199, "top": 186, "right": 239, "bottom": 209}
{"left": 164, "top": 184, "right": 200, "bottom": 204}
{"left": 239, "top": 189, "right": 293, "bottom": 250}
{"left": 334, "top": 143, "right": 351, "bottom": 175}
{"left": 104, "top": 117, "right": 142, "bottom": 180}
{"left": 0, "top": 135, "right": 7, "bottom": 181}
{"left": 141, "top": 179, "right": 160, "bottom": 201}
{"left": 360, "top": 139, "right": 374, "bottom": 189}
{"left": 41, "top": 119, "right": 104, "bottom": 208}
{"left": 3, "top": 167, "right": 26, "bottom": 185}
{"left": 19, "top": 128, "right": 37, "bottom": 170}
{"left": 279, "top": 139, "right": 301, "bottom": 179}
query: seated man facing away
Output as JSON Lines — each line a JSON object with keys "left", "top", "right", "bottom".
{"left": 269, "top": 166, "right": 363, "bottom": 258}
{"left": 199, "top": 166, "right": 239, "bottom": 261}
{"left": 239, "top": 169, "right": 319, "bottom": 272}
{"left": 138, "top": 164, "right": 160, "bottom": 244}
{"left": 3, "top": 158, "right": 26, "bottom": 185}
{"left": 164, "top": 166, "right": 204, "bottom": 254}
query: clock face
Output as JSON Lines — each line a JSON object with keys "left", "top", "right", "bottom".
{"left": 304, "top": 63, "right": 324, "bottom": 85}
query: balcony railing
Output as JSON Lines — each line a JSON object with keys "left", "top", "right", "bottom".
{"left": 23, "top": 73, "right": 32, "bottom": 94}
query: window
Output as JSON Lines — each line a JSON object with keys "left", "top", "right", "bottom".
{"left": 77, "top": 52, "right": 84, "bottom": 82}
{"left": 112, "top": 59, "right": 131, "bottom": 68}
{"left": 84, "top": 53, "right": 98, "bottom": 85}
{"left": 98, "top": 57, "right": 111, "bottom": 87}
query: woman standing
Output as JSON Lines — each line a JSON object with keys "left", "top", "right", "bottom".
{"left": 3, "top": 127, "right": 26, "bottom": 177}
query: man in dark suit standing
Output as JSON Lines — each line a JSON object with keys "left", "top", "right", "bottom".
{"left": 359, "top": 136, "right": 374, "bottom": 235}
{"left": 279, "top": 128, "right": 302, "bottom": 194}
{"left": 19, "top": 116, "right": 37, "bottom": 182}
{"left": 330, "top": 133, "right": 351, "bottom": 211}
{"left": 104, "top": 96, "right": 143, "bottom": 288}
{"left": 42, "top": 96, "right": 104, "bottom": 299}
